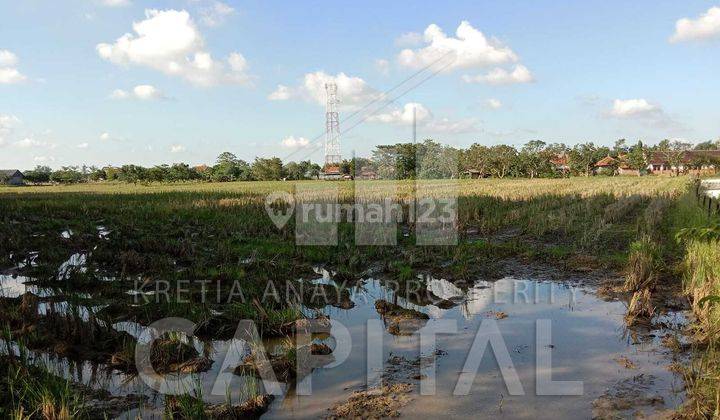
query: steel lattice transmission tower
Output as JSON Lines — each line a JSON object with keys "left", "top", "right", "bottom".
{"left": 324, "top": 82, "right": 341, "bottom": 169}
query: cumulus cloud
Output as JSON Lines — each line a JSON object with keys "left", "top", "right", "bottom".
{"left": 76, "top": 142, "right": 89, "bottom": 149}
{"left": 462, "top": 65, "right": 534, "bottom": 85}
{"left": 96, "top": 9, "right": 251, "bottom": 86}
{"left": 198, "top": 1, "right": 235, "bottom": 27}
{"left": 609, "top": 98, "right": 661, "bottom": 118}
{"left": 0, "top": 50, "right": 18, "bottom": 67}
{"left": 485, "top": 98, "right": 502, "bottom": 109}
{"left": 170, "top": 144, "right": 186, "bottom": 153}
{"left": 267, "top": 84, "right": 292, "bottom": 101}
{"left": 397, "top": 21, "right": 519, "bottom": 72}
{"left": 368, "top": 102, "right": 478, "bottom": 134}
{"left": 0, "top": 50, "right": 27, "bottom": 84}
{"left": 100, "top": 132, "right": 111, "bottom": 140}
{"left": 111, "top": 84, "right": 165, "bottom": 100}
{"left": 607, "top": 98, "right": 683, "bottom": 131}
{"left": 280, "top": 135, "right": 311, "bottom": 148}
{"left": 670, "top": 6, "right": 720, "bottom": 42}
{"left": 268, "top": 71, "right": 381, "bottom": 109}
{"left": 367, "top": 103, "right": 431, "bottom": 125}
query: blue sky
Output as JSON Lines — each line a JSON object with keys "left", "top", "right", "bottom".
{"left": 1, "top": 0, "right": 720, "bottom": 170}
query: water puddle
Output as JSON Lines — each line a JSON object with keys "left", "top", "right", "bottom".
{"left": 1, "top": 271, "right": 687, "bottom": 419}
{"left": 57, "top": 253, "right": 88, "bottom": 280}
{"left": 0, "top": 274, "right": 56, "bottom": 298}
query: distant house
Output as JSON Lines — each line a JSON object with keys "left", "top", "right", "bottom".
{"left": 357, "top": 166, "right": 378, "bottom": 180}
{"left": 0, "top": 170, "right": 24, "bottom": 186}
{"left": 194, "top": 164, "right": 210, "bottom": 174}
{"left": 320, "top": 165, "right": 343, "bottom": 180}
{"left": 647, "top": 150, "right": 720, "bottom": 176}
{"left": 593, "top": 155, "right": 640, "bottom": 176}
{"left": 550, "top": 153, "right": 570, "bottom": 174}
{"left": 594, "top": 156, "right": 617, "bottom": 175}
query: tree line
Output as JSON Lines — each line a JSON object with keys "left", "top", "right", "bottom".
{"left": 20, "top": 138, "right": 720, "bottom": 184}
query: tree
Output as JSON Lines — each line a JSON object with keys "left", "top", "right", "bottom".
{"left": 307, "top": 163, "right": 322, "bottom": 179}
{"left": 50, "top": 166, "right": 84, "bottom": 184}
{"left": 23, "top": 166, "right": 52, "bottom": 183}
{"left": 283, "top": 161, "right": 307, "bottom": 180}
{"left": 117, "top": 165, "right": 147, "bottom": 184}
{"left": 613, "top": 139, "right": 628, "bottom": 156}
{"left": 103, "top": 166, "right": 120, "bottom": 181}
{"left": 657, "top": 139, "right": 692, "bottom": 176}
{"left": 694, "top": 139, "right": 720, "bottom": 150}
{"left": 251, "top": 157, "right": 283, "bottom": 181}
{"left": 486, "top": 145, "right": 517, "bottom": 178}
{"left": 417, "top": 140, "right": 460, "bottom": 179}
{"left": 373, "top": 145, "right": 399, "bottom": 179}
{"left": 88, "top": 167, "right": 105, "bottom": 181}
{"left": 568, "top": 142, "right": 598, "bottom": 177}
{"left": 212, "top": 152, "right": 249, "bottom": 182}
{"left": 371, "top": 143, "right": 418, "bottom": 179}
{"left": 517, "top": 140, "right": 549, "bottom": 179}
{"left": 624, "top": 141, "right": 648, "bottom": 172}
{"left": 460, "top": 144, "right": 490, "bottom": 177}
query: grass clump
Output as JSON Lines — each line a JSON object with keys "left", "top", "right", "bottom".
{"left": 624, "top": 236, "right": 661, "bottom": 293}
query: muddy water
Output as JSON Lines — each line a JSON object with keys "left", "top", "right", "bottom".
{"left": 0, "top": 270, "right": 686, "bottom": 419}
{"left": 263, "top": 276, "right": 685, "bottom": 419}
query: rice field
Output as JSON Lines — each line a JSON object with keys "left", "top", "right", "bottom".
{"left": 1, "top": 175, "right": 719, "bottom": 418}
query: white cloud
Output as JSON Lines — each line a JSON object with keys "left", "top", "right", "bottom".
{"left": 368, "top": 103, "right": 431, "bottom": 125}
{"left": 462, "top": 65, "right": 534, "bottom": 85}
{"left": 368, "top": 102, "right": 477, "bottom": 134}
{"left": 133, "top": 84, "right": 164, "bottom": 100}
{"left": 0, "top": 114, "right": 20, "bottom": 134}
{"left": 101, "top": 0, "right": 131, "bottom": 7}
{"left": 0, "top": 114, "right": 19, "bottom": 146}
{"left": 281, "top": 135, "right": 310, "bottom": 148}
{"left": 609, "top": 99, "right": 660, "bottom": 118}
{"left": 485, "top": 98, "right": 502, "bottom": 109}
{"left": 0, "top": 50, "right": 27, "bottom": 84}
{"left": 425, "top": 117, "right": 479, "bottom": 134}
{"left": 268, "top": 71, "right": 381, "bottom": 109}
{"left": 607, "top": 98, "right": 683, "bottom": 131}
{"left": 111, "top": 84, "right": 165, "bottom": 100}
{"left": 76, "top": 143, "right": 89, "bottom": 149}
{"left": 198, "top": 1, "right": 235, "bottom": 27}
{"left": 397, "top": 21, "right": 519, "bottom": 72}
{"left": 268, "top": 84, "right": 292, "bottom": 101}
{"left": 394, "top": 32, "right": 424, "bottom": 47}
{"left": 96, "top": 9, "right": 251, "bottom": 86}
{"left": 375, "top": 58, "right": 390, "bottom": 75}
{"left": 0, "top": 50, "right": 19, "bottom": 67}
{"left": 110, "top": 89, "right": 130, "bottom": 99}
{"left": 13, "top": 137, "right": 50, "bottom": 148}
{"left": 670, "top": 6, "right": 720, "bottom": 42}
{"left": 33, "top": 156, "right": 55, "bottom": 163}
{"left": 100, "top": 132, "right": 111, "bottom": 140}
{"left": 170, "top": 144, "right": 186, "bottom": 153}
